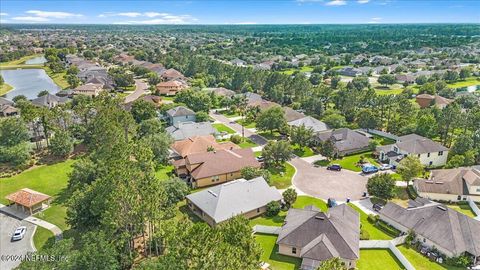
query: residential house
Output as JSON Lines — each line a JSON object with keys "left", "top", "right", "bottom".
{"left": 160, "top": 68, "right": 185, "bottom": 81}
{"left": 31, "top": 93, "right": 69, "bottom": 108}
{"left": 166, "top": 122, "right": 217, "bottom": 141}
{"left": 73, "top": 83, "right": 105, "bottom": 97}
{"left": 288, "top": 116, "right": 329, "bottom": 133}
{"left": 414, "top": 167, "right": 480, "bottom": 202}
{"left": 156, "top": 80, "right": 187, "bottom": 96}
{"left": 395, "top": 74, "right": 415, "bottom": 84}
{"left": 376, "top": 134, "right": 449, "bottom": 167}
{"left": 283, "top": 107, "right": 305, "bottom": 122}
{"left": 314, "top": 128, "right": 371, "bottom": 157}
{"left": 415, "top": 94, "right": 453, "bottom": 109}
{"left": 338, "top": 67, "right": 364, "bottom": 77}
{"left": 203, "top": 87, "right": 236, "bottom": 98}
{"left": 171, "top": 135, "right": 239, "bottom": 176}
{"left": 183, "top": 148, "right": 260, "bottom": 188}
{"left": 185, "top": 177, "right": 282, "bottom": 226}
{"left": 276, "top": 204, "right": 360, "bottom": 270}
{"left": 0, "top": 98, "right": 19, "bottom": 117}
{"left": 230, "top": 58, "right": 247, "bottom": 67}
{"left": 166, "top": 106, "right": 196, "bottom": 127}
{"left": 379, "top": 199, "right": 480, "bottom": 262}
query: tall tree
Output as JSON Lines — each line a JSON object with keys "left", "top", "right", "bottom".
{"left": 396, "top": 156, "right": 423, "bottom": 186}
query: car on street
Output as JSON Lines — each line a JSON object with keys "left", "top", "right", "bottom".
{"left": 379, "top": 164, "right": 392, "bottom": 171}
{"left": 327, "top": 164, "right": 342, "bottom": 171}
{"left": 362, "top": 164, "right": 379, "bottom": 174}
{"left": 373, "top": 203, "right": 384, "bottom": 211}
{"left": 11, "top": 226, "right": 27, "bottom": 241}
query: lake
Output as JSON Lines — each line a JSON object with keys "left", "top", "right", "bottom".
{"left": 456, "top": 85, "right": 480, "bottom": 93}
{"left": 1, "top": 69, "right": 61, "bottom": 100}
{"left": 24, "top": 55, "right": 47, "bottom": 65}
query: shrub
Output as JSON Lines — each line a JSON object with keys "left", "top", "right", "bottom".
{"left": 230, "top": 134, "right": 243, "bottom": 144}
{"left": 445, "top": 255, "right": 472, "bottom": 267}
{"left": 360, "top": 229, "right": 370, "bottom": 240}
{"left": 405, "top": 230, "right": 416, "bottom": 248}
{"left": 266, "top": 201, "right": 281, "bottom": 217}
{"left": 367, "top": 214, "right": 379, "bottom": 224}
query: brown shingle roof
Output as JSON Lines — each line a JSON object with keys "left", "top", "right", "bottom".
{"left": 171, "top": 135, "right": 239, "bottom": 157}
{"left": 186, "top": 148, "right": 260, "bottom": 179}
{"left": 415, "top": 167, "right": 480, "bottom": 196}
{"left": 6, "top": 188, "right": 51, "bottom": 208}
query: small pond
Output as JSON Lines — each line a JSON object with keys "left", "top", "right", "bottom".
{"left": 24, "top": 55, "right": 47, "bottom": 65}
{"left": 1, "top": 69, "right": 61, "bottom": 100}
{"left": 456, "top": 85, "right": 480, "bottom": 93}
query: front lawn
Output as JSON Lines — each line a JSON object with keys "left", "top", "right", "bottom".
{"left": 155, "top": 165, "right": 174, "bottom": 180}
{"left": 447, "top": 77, "right": 480, "bottom": 88}
{"left": 237, "top": 119, "right": 257, "bottom": 128}
{"left": 292, "top": 195, "right": 328, "bottom": 211}
{"left": 292, "top": 145, "right": 315, "bottom": 158}
{"left": 33, "top": 226, "right": 55, "bottom": 251}
{"left": 221, "top": 110, "right": 240, "bottom": 118}
{"left": 255, "top": 233, "right": 302, "bottom": 270}
{"left": 329, "top": 152, "right": 380, "bottom": 172}
{"left": 258, "top": 131, "right": 283, "bottom": 141}
{"left": 0, "top": 159, "right": 75, "bottom": 204}
{"left": 357, "top": 249, "right": 405, "bottom": 270}
{"left": 348, "top": 204, "right": 399, "bottom": 240}
{"left": 446, "top": 202, "right": 477, "bottom": 218}
{"left": 237, "top": 138, "right": 258, "bottom": 148}
{"left": 267, "top": 163, "right": 296, "bottom": 189}
{"left": 374, "top": 88, "right": 405, "bottom": 96}
{"left": 212, "top": 123, "right": 236, "bottom": 134}
{"left": 398, "top": 245, "right": 465, "bottom": 270}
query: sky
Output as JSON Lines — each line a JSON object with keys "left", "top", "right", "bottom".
{"left": 0, "top": 0, "right": 479, "bottom": 25}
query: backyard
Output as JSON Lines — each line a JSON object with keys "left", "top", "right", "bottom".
{"left": 255, "top": 233, "right": 301, "bottom": 270}
{"left": 398, "top": 245, "right": 465, "bottom": 270}
{"left": 357, "top": 249, "right": 405, "bottom": 270}
{"left": 348, "top": 203, "right": 400, "bottom": 240}
{"left": 445, "top": 202, "right": 477, "bottom": 218}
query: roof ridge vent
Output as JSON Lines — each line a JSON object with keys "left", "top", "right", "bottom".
{"left": 436, "top": 205, "right": 447, "bottom": 211}
{"left": 435, "top": 181, "right": 444, "bottom": 184}
{"left": 208, "top": 190, "right": 217, "bottom": 197}
{"left": 314, "top": 215, "right": 325, "bottom": 220}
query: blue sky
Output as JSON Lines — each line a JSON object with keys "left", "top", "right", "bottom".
{"left": 1, "top": 0, "right": 479, "bottom": 24}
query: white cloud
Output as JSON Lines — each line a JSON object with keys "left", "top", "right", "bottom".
{"left": 117, "top": 12, "right": 142, "bottom": 17}
{"left": 325, "top": 0, "right": 347, "bottom": 6}
{"left": 144, "top": 12, "right": 169, "bottom": 18}
{"left": 368, "top": 17, "right": 382, "bottom": 23}
{"left": 357, "top": 0, "right": 370, "bottom": 3}
{"left": 0, "top": 13, "right": 9, "bottom": 16}
{"left": 26, "top": 10, "right": 83, "bottom": 18}
{"left": 12, "top": 16, "right": 50, "bottom": 22}
{"left": 105, "top": 12, "right": 196, "bottom": 24}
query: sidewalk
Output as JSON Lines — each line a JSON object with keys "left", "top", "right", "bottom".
{"left": 0, "top": 204, "right": 63, "bottom": 240}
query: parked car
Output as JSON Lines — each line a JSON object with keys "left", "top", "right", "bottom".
{"left": 327, "top": 198, "right": 337, "bottom": 208}
{"left": 327, "top": 164, "right": 342, "bottom": 171}
{"left": 11, "top": 226, "right": 27, "bottom": 241}
{"left": 373, "top": 203, "right": 383, "bottom": 211}
{"left": 362, "top": 164, "right": 379, "bottom": 174}
{"left": 379, "top": 164, "right": 392, "bottom": 171}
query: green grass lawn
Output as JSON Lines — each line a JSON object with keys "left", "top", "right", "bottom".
{"left": 0, "top": 159, "right": 75, "bottom": 205}
{"left": 221, "top": 110, "right": 240, "bottom": 118}
{"left": 348, "top": 204, "right": 399, "bottom": 240}
{"left": 255, "top": 233, "right": 302, "bottom": 270}
{"left": 237, "top": 119, "right": 257, "bottom": 128}
{"left": 0, "top": 83, "right": 13, "bottom": 96}
{"left": 371, "top": 134, "right": 396, "bottom": 146}
{"left": 33, "top": 226, "right": 55, "bottom": 251}
{"left": 44, "top": 67, "right": 69, "bottom": 89}
{"left": 155, "top": 165, "right": 174, "bottom": 180}
{"left": 237, "top": 138, "right": 258, "bottom": 148}
{"left": 374, "top": 88, "right": 405, "bottom": 96}
{"left": 254, "top": 151, "right": 263, "bottom": 157}
{"left": 446, "top": 203, "right": 476, "bottom": 218}
{"left": 398, "top": 245, "right": 465, "bottom": 270}
{"left": 0, "top": 54, "right": 42, "bottom": 67}
{"left": 250, "top": 196, "right": 327, "bottom": 227}
{"left": 212, "top": 123, "right": 236, "bottom": 134}
{"left": 329, "top": 152, "right": 380, "bottom": 172}
{"left": 292, "top": 145, "right": 315, "bottom": 158}
{"left": 34, "top": 204, "right": 69, "bottom": 231}
{"left": 258, "top": 131, "right": 283, "bottom": 141}
{"left": 268, "top": 163, "right": 296, "bottom": 189}
{"left": 280, "top": 66, "right": 314, "bottom": 75}
{"left": 447, "top": 77, "right": 480, "bottom": 88}
{"left": 357, "top": 249, "right": 405, "bottom": 270}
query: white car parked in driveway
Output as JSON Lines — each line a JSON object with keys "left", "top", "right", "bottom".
{"left": 11, "top": 226, "right": 27, "bottom": 241}
{"left": 379, "top": 164, "right": 392, "bottom": 171}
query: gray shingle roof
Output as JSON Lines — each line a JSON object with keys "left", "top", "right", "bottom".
{"left": 415, "top": 167, "right": 480, "bottom": 196}
{"left": 30, "top": 93, "right": 69, "bottom": 108}
{"left": 186, "top": 177, "right": 282, "bottom": 224}
{"left": 395, "top": 134, "right": 448, "bottom": 154}
{"left": 277, "top": 204, "right": 360, "bottom": 262}
{"left": 288, "top": 116, "right": 329, "bottom": 133}
{"left": 316, "top": 128, "right": 370, "bottom": 153}
{"left": 380, "top": 200, "right": 480, "bottom": 256}
{"left": 166, "top": 106, "right": 195, "bottom": 117}
{"left": 166, "top": 121, "right": 217, "bottom": 141}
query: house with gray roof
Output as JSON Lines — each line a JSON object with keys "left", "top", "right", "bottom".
{"left": 414, "top": 167, "right": 480, "bottom": 202}
{"left": 31, "top": 93, "right": 69, "bottom": 108}
{"left": 166, "top": 106, "right": 196, "bottom": 127}
{"left": 288, "top": 116, "right": 329, "bottom": 133}
{"left": 276, "top": 204, "right": 360, "bottom": 270}
{"left": 314, "top": 128, "right": 370, "bottom": 157}
{"left": 186, "top": 177, "right": 281, "bottom": 226}
{"left": 377, "top": 133, "right": 449, "bottom": 167}
{"left": 166, "top": 121, "right": 217, "bottom": 141}
{"left": 379, "top": 199, "right": 480, "bottom": 262}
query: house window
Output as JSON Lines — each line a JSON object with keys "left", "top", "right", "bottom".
{"left": 477, "top": 188, "right": 480, "bottom": 192}
{"left": 257, "top": 208, "right": 260, "bottom": 213}
{"left": 438, "top": 151, "right": 444, "bottom": 156}
{"left": 212, "top": 175, "right": 219, "bottom": 182}
{"left": 292, "top": 247, "right": 297, "bottom": 254}
{"left": 427, "top": 153, "right": 430, "bottom": 158}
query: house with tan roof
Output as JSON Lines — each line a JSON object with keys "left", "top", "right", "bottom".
{"left": 276, "top": 204, "right": 360, "bottom": 270}
{"left": 377, "top": 134, "right": 449, "bottom": 167}
{"left": 416, "top": 94, "right": 453, "bottom": 109}
{"left": 184, "top": 148, "right": 260, "bottom": 188}
{"left": 73, "top": 83, "right": 105, "bottom": 97}
{"left": 186, "top": 177, "right": 282, "bottom": 226}
{"left": 414, "top": 167, "right": 480, "bottom": 202}
{"left": 156, "top": 80, "right": 187, "bottom": 96}
{"left": 171, "top": 135, "right": 239, "bottom": 177}
{"left": 160, "top": 68, "right": 185, "bottom": 81}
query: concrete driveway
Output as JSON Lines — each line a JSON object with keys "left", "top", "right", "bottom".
{"left": 124, "top": 79, "right": 148, "bottom": 103}
{"left": 291, "top": 158, "right": 368, "bottom": 201}
{"left": 0, "top": 213, "right": 36, "bottom": 270}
